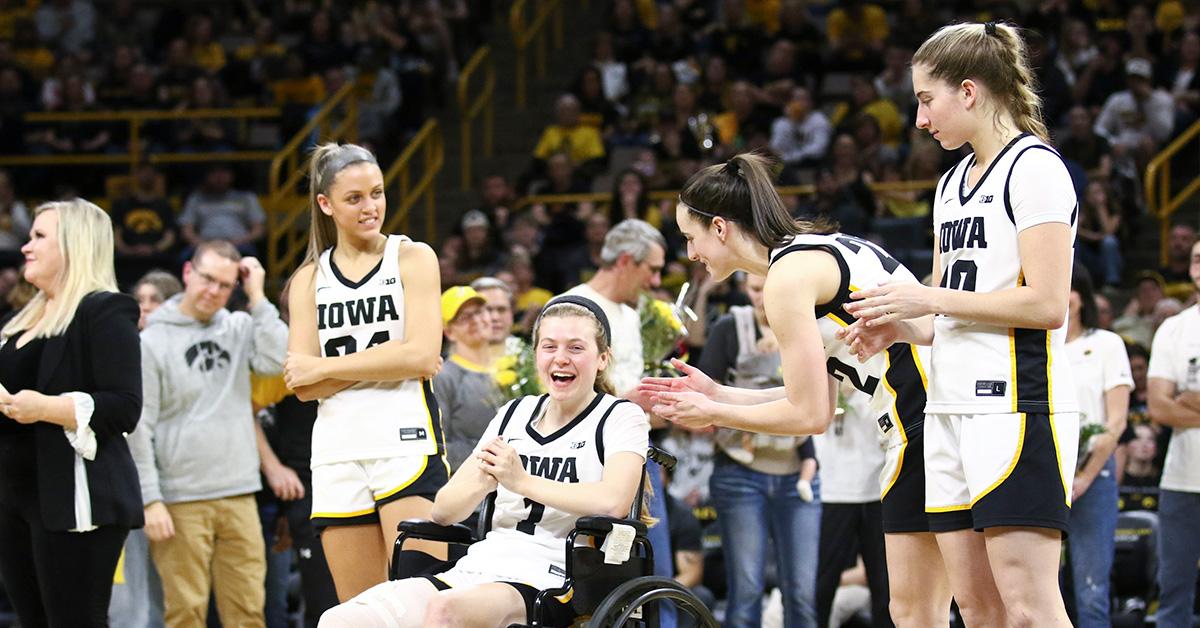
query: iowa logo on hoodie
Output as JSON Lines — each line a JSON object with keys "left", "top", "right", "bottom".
{"left": 185, "top": 341, "right": 231, "bottom": 372}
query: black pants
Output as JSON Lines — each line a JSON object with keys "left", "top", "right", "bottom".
{"left": 816, "top": 502, "right": 892, "bottom": 628}
{"left": 0, "top": 502, "right": 128, "bottom": 628}
{"left": 284, "top": 473, "right": 339, "bottom": 628}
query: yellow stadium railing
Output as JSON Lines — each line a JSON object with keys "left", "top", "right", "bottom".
{"left": 457, "top": 45, "right": 495, "bottom": 190}
{"left": 511, "top": 179, "right": 941, "bottom": 212}
{"left": 264, "top": 81, "right": 359, "bottom": 279}
{"left": 0, "top": 107, "right": 281, "bottom": 175}
{"left": 1145, "top": 118, "right": 1200, "bottom": 266}
{"left": 383, "top": 119, "right": 444, "bottom": 244}
{"left": 510, "top": 0, "right": 564, "bottom": 110}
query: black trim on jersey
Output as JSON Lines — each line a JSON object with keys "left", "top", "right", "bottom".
{"left": 1013, "top": 328, "right": 1053, "bottom": 413}
{"left": 884, "top": 344, "right": 927, "bottom": 435}
{"left": 422, "top": 378, "right": 447, "bottom": 453}
{"left": 958, "top": 132, "right": 1031, "bottom": 206}
{"left": 769, "top": 242, "right": 851, "bottom": 321}
{"left": 1002, "top": 144, "right": 1077, "bottom": 227}
{"left": 498, "top": 396, "right": 526, "bottom": 434}
{"left": 525, "top": 392, "right": 604, "bottom": 445}
{"left": 593, "top": 398, "right": 632, "bottom": 464}
{"left": 939, "top": 166, "right": 956, "bottom": 199}
{"left": 328, "top": 245, "right": 386, "bottom": 289}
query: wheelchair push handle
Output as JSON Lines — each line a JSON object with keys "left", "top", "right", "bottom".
{"left": 647, "top": 445, "right": 676, "bottom": 471}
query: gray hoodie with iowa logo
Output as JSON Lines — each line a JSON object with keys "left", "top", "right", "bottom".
{"left": 127, "top": 294, "right": 288, "bottom": 506}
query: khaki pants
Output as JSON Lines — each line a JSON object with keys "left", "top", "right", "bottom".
{"left": 149, "top": 494, "right": 266, "bottom": 628}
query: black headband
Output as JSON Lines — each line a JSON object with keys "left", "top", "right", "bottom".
{"left": 540, "top": 295, "right": 611, "bottom": 345}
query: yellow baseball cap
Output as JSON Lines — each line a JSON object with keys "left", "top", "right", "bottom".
{"left": 441, "top": 286, "right": 487, "bottom": 325}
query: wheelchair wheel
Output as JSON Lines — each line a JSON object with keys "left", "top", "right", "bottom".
{"left": 587, "top": 576, "right": 718, "bottom": 628}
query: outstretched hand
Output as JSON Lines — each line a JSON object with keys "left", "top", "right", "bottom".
{"left": 835, "top": 319, "right": 900, "bottom": 362}
{"left": 648, "top": 389, "right": 720, "bottom": 432}
{"left": 844, "top": 281, "right": 935, "bottom": 326}
{"left": 638, "top": 358, "right": 719, "bottom": 404}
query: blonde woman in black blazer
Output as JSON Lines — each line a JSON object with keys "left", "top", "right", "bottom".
{"left": 0, "top": 198, "right": 142, "bottom": 627}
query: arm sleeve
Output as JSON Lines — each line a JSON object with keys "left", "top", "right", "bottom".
{"left": 245, "top": 192, "right": 266, "bottom": 226}
{"left": 80, "top": 293, "right": 143, "bottom": 439}
{"left": 177, "top": 193, "right": 199, "bottom": 227}
{"left": 602, "top": 402, "right": 650, "bottom": 462}
{"left": 1092, "top": 97, "right": 1119, "bottom": 143}
{"left": 696, "top": 315, "right": 738, "bottom": 383}
{"left": 1101, "top": 332, "right": 1134, "bottom": 392}
{"left": 769, "top": 118, "right": 802, "bottom": 162}
{"left": 1008, "top": 148, "right": 1078, "bottom": 232}
{"left": 1147, "top": 316, "right": 1179, "bottom": 383}
{"left": 127, "top": 338, "right": 163, "bottom": 505}
{"left": 1147, "top": 92, "right": 1176, "bottom": 143}
{"left": 247, "top": 299, "right": 289, "bottom": 375}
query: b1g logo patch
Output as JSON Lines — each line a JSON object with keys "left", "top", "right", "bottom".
{"left": 976, "top": 380, "right": 1007, "bottom": 397}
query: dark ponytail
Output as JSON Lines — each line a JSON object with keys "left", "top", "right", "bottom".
{"left": 679, "top": 150, "right": 835, "bottom": 248}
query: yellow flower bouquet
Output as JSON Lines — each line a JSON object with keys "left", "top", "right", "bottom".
{"left": 493, "top": 339, "right": 543, "bottom": 402}
{"left": 639, "top": 291, "right": 690, "bottom": 377}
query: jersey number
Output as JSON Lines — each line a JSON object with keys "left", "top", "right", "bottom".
{"left": 835, "top": 235, "right": 900, "bottom": 274}
{"left": 827, "top": 357, "right": 880, "bottom": 395}
{"left": 516, "top": 498, "right": 546, "bottom": 535}
{"left": 940, "top": 260, "right": 978, "bottom": 292}
{"left": 323, "top": 330, "right": 390, "bottom": 357}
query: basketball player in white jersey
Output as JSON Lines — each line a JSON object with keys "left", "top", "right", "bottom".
{"left": 842, "top": 21, "right": 1080, "bottom": 627}
{"left": 284, "top": 143, "right": 448, "bottom": 601}
{"left": 318, "top": 296, "right": 651, "bottom": 627}
{"left": 639, "top": 151, "right": 954, "bottom": 627}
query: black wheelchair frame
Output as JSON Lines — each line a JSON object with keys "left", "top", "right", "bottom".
{"left": 388, "top": 446, "right": 718, "bottom": 627}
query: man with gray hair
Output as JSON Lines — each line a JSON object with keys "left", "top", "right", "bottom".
{"left": 563, "top": 218, "right": 665, "bottom": 395}
{"left": 562, "top": 218, "right": 675, "bottom": 627}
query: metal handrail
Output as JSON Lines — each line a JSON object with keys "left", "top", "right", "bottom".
{"left": 382, "top": 119, "right": 444, "bottom": 244}
{"left": 457, "top": 45, "right": 495, "bottom": 190}
{"left": 511, "top": 179, "right": 942, "bottom": 212}
{"left": 264, "top": 81, "right": 360, "bottom": 278}
{"left": 1144, "top": 118, "right": 1200, "bottom": 266}
{"left": 267, "top": 81, "right": 358, "bottom": 197}
{"left": 509, "top": 0, "right": 563, "bottom": 110}
{"left": 0, "top": 107, "right": 282, "bottom": 175}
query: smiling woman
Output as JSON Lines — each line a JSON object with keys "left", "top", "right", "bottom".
{"left": 0, "top": 199, "right": 143, "bottom": 627}
{"left": 286, "top": 142, "right": 449, "bottom": 602}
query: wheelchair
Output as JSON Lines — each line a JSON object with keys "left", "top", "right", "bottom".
{"left": 389, "top": 446, "right": 718, "bottom": 627}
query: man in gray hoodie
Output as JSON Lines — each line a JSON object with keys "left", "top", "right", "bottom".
{"left": 128, "top": 240, "right": 287, "bottom": 628}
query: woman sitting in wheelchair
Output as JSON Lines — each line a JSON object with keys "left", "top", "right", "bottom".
{"left": 319, "top": 295, "right": 651, "bottom": 628}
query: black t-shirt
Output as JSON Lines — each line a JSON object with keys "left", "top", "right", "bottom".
{"left": 111, "top": 196, "right": 175, "bottom": 248}
{"left": 267, "top": 394, "right": 318, "bottom": 475}
{"left": 666, "top": 493, "right": 702, "bottom": 554}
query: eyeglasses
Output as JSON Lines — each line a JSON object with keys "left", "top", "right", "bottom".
{"left": 194, "top": 269, "right": 238, "bottom": 292}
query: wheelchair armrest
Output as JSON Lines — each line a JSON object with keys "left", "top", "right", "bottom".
{"left": 397, "top": 519, "right": 476, "bottom": 544}
{"left": 575, "top": 515, "right": 648, "bottom": 537}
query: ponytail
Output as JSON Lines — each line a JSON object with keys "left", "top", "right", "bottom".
{"left": 300, "top": 142, "right": 380, "bottom": 270}
{"left": 679, "top": 150, "right": 835, "bottom": 249}
{"left": 913, "top": 22, "right": 1049, "bottom": 143}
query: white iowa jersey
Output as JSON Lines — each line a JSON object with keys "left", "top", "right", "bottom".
{"left": 929, "top": 133, "right": 1078, "bottom": 415}
{"left": 452, "top": 393, "right": 649, "bottom": 590}
{"left": 311, "top": 234, "right": 442, "bottom": 466}
{"left": 769, "top": 233, "right": 930, "bottom": 460}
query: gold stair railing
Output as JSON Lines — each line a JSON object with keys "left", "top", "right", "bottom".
{"left": 457, "top": 45, "right": 495, "bottom": 191}
{"left": 509, "top": 0, "right": 564, "bottom": 110}
{"left": 265, "top": 81, "right": 359, "bottom": 279}
{"left": 382, "top": 119, "right": 444, "bottom": 244}
{"left": 1145, "top": 118, "right": 1200, "bottom": 266}
{"left": 511, "top": 180, "right": 941, "bottom": 212}
{"left": 0, "top": 107, "right": 281, "bottom": 175}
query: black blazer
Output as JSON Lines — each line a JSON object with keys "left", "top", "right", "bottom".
{"left": 27, "top": 291, "right": 144, "bottom": 531}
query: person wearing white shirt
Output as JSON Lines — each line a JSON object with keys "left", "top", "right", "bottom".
{"left": 1063, "top": 268, "right": 1132, "bottom": 628}
{"left": 1148, "top": 239, "right": 1200, "bottom": 627}
{"left": 769, "top": 87, "right": 833, "bottom": 173}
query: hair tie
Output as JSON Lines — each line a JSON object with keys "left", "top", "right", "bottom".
{"left": 724, "top": 159, "right": 743, "bottom": 179}
{"left": 984, "top": 21, "right": 998, "bottom": 36}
